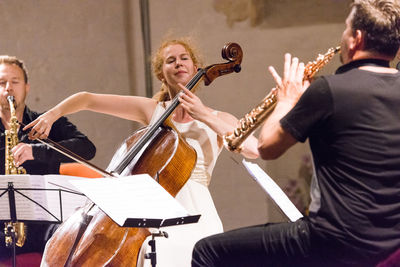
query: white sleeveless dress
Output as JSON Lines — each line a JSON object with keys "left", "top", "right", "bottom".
{"left": 137, "top": 102, "right": 223, "bottom": 267}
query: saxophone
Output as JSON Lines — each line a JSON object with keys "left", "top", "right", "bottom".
{"left": 224, "top": 46, "right": 341, "bottom": 152}
{"left": 4, "top": 95, "right": 27, "bottom": 247}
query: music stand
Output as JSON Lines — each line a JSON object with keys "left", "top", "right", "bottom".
{"left": 122, "top": 214, "right": 200, "bottom": 267}
{"left": 241, "top": 159, "right": 304, "bottom": 222}
{"left": 69, "top": 174, "right": 201, "bottom": 267}
{"left": 0, "top": 175, "right": 88, "bottom": 267}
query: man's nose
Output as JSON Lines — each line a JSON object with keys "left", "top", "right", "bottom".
{"left": 5, "top": 81, "right": 12, "bottom": 91}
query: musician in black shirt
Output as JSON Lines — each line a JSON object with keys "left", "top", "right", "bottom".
{"left": 0, "top": 55, "right": 96, "bottom": 263}
{"left": 192, "top": 0, "right": 400, "bottom": 266}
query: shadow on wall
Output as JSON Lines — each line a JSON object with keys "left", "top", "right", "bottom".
{"left": 213, "top": 0, "right": 352, "bottom": 28}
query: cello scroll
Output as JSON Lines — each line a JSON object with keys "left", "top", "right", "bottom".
{"left": 203, "top": 42, "right": 242, "bottom": 85}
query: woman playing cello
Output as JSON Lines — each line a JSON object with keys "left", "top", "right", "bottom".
{"left": 25, "top": 37, "right": 259, "bottom": 266}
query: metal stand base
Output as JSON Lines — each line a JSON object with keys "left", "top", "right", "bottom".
{"left": 3, "top": 224, "right": 17, "bottom": 267}
{"left": 144, "top": 231, "right": 168, "bottom": 267}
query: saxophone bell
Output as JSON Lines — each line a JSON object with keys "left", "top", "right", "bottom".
{"left": 4, "top": 222, "right": 27, "bottom": 248}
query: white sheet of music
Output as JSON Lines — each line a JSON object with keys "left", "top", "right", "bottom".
{"left": 69, "top": 174, "right": 191, "bottom": 227}
{"left": 242, "top": 159, "right": 304, "bottom": 222}
{"left": 44, "top": 175, "right": 90, "bottom": 220}
{"left": 0, "top": 174, "right": 88, "bottom": 222}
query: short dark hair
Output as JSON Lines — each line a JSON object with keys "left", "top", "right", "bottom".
{"left": 0, "top": 55, "right": 29, "bottom": 83}
{"left": 351, "top": 0, "right": 400, "bottom": 58}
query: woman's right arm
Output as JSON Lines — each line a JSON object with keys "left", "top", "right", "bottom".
{"left": 24, "top": 92, "right": 157, "bottom": 139}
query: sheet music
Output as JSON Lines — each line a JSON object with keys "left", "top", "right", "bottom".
{"left": 242, "top": 159, "right": 303, "bottom": 222}
{"left": 44, "top": 175, "right": 89, "bottom": 221}
{"left": 0, "top": 175, "right": 39, "bottom": 220}
{"left": 69, "top": 174, "right": 192, "bottom": 227}
{"left": 0, "top": 175, "right": 89, "bottom": 222}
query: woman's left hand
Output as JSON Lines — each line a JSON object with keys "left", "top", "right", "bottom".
{"left": 177, "top": 85, "right": 210, "bottom": 121}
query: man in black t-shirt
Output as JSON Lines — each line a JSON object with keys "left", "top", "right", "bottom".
{"left": 192, "top": 1, "right": 400, "bottom": 266}
{"left": 0, "top": 56, "right": 96, "bottom": 263}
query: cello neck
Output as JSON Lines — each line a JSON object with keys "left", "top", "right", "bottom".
{"left": 152, "top": 68, "right": 206, "bottom": 128}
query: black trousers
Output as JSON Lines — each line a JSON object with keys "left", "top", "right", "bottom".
{"left": 192, "top": 218, "right": 382, "bottom": 267}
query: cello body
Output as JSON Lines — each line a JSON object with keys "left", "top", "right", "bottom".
{"left": 41, "top": 124, "right": 196, "bottom": 266}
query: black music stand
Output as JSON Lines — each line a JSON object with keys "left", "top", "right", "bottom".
{"left": 69, "top": 174, "right": 201, "bottom": 267}
{"left": 0, "top": 175, "right": 87, "bottom": 267}
{"left": 144, "top": 230, "right": 169, "bottom": 267}
{"left": 127, "top": 215, "right": 200, "bottom": 267}
{"left": 122, "top": 214, "right": 200, "bottom": 267}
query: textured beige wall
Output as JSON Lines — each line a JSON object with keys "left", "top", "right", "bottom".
{"left": 0, "top": 0, "right": 350, "bottom": 230}
{"left": 0, "top": 0, "right": 135, "bottom": 169}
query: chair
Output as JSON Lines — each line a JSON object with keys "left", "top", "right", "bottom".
{"left": 59, "top": 162, "right": 103, "bottom": 178}
{"left": 376, "top": 248, "right": 400, "bottom": 267}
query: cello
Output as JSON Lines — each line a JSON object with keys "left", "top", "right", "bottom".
{"left": 40, "top": 42, "right": 243, "bottom": 267}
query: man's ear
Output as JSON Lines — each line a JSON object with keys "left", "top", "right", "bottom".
{"left": 347, "top": 29, "right": 364, "bottom": 60}
{"left": 354, "top": 29, "right": 365, "bottom": 50}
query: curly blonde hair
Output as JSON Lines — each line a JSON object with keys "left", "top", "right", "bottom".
{"left": 152, "top": 37, "right": 204, "bottom": 102}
